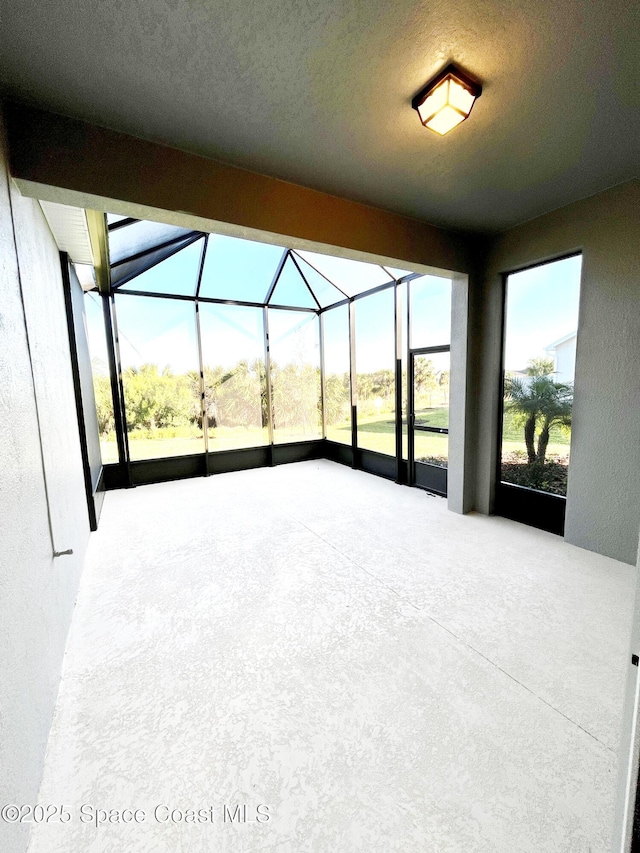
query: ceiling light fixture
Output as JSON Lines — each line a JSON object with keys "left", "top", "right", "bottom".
{"left": 412, "top": 63, "right": 482, "bottom": 136}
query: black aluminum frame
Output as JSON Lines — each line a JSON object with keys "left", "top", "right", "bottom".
{"left": 111, "top": 232, "right": 204, "bottom": 288}
{"left": 107, "top": 216, "right": 137, "bottom": 232}
{"left": 494, "top": 251, "right": 582, "bottom": 535}
{"left": 61, "top": 253, "right": 103, "bottom": 530}
{"left": 103, "top": 440, "right": 325, "bottom": 489}
{"left": 394, "top": 282, "right": 403, "bottom": 483}
{"left": 95, "top": 219, "right": 452, "bottom": 496}
{"left": 407, "top": 345, "right": 450, "bottom": 496}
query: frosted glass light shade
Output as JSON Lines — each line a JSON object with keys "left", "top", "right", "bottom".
{"left": 413, "top": 64, "right": 481, "bottom": 136}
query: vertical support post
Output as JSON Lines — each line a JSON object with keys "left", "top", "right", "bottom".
{"left": 319, "top": 311, "right": 327, "bottom": 439}
{"left": 407, "top": 351, "right": 415, "bottom": 487}
{"left": 107, "top": 294, "right": 132, "bottom": 486}
{"left": 194, "top": 301, "right": 209, "bottom": 472}
{"left": 194, "top": 235, "right": 209, "bottom": 474}
{"left": 394, "top": 282, "right": 403, "bottom": 483}
{"left": 447, "top": 271, "right": 473, "bottom": 514}
{"left": 348, "top": 299, "right": 357, "bottom": 467}
{"left": 194, "top": 235, "right": 208, "bottom": 298}
{"left": 264, "top": 249, "right": 289, "bottom": 304}
{"left": 262, "top": 305, "right": 275, "bottom": 463}
{"left": 406, "top": 279, "right": 413, "bottom": 485}
{"left": 61, "top": 254, "right": 97, "bottom": 531}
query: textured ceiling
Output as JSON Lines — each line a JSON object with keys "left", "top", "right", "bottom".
{"left": 0, "top": 0, "right": 638, "bottom": 233}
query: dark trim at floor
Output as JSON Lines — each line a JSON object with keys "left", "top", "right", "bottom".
{"left": 414, "top": 461, "right": 447, "bottom": 496}
{"left": 356, "top": 447, "right": 397, "bottom": 481}
{"left": 103, "top": 440, "right": 326, "bottom": 489}
{"left": 495, "top": 481, "right": 566, "bottom": 535}
{"left": 323, "top": 440, "right": 353, "bottom": 466}
{"left": 101, "top": 440, "right": 449, "bottom": 497}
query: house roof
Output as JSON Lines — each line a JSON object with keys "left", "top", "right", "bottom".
{"left": 545, "top": 332, "right": 577, "bottom": 351}
{"left": 0, "top": 0, "right": 638, "bottom": 233}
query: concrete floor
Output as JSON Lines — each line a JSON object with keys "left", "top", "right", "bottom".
{"left": 28, "top": 461, "right": 635, "bottom": 853}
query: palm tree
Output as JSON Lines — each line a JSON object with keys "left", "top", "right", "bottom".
{"left": 504, "top": 359, "right": 572, "bottom": 465}
{"left": 535, "top": 380, "right": 572, "bottom": 463}
{"left": 504, "top": 375, "right": 540, "bottom": 463}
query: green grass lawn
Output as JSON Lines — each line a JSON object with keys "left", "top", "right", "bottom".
{"left": 101, "top": 434, "right": 207, "bottom": 464}
{"left": 501, "top": 411, "right": 571, "bottom": 461}
{"left": 328, "top": 408, "right": 449, "bottom": 462}
{"left": 100, "top": 423, "right": 322, "bottom": 463}
{"left": 99, "top": 407, "right": 570, "bottom": 467}
{"left": 501, "top": 411, "right": 570, "bottom": 444}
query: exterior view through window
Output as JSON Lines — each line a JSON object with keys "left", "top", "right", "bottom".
{"left": 86, "top": 215, "right": 454, "bottom": 494}
{"left": 84, "top": 291, "right": 117, "bottom": 464}
{"left": 199, "top": 304, "right": 269, "bottom": 451}
{"left": 355, "top": 287, "right": 396, "bottom": 456}
{"left": 269, "top": 309, "right": 322, "bottom": 444}
{"left": 116, "top": 293, "right": 203, "bottom": 461}
{"left": 501, "top": 254, "right": 582, "bottom": 497}
{"left": 322, "top": 304, "right": 351, "bottom": 445}
{"left": 409, "top": 275, "right": 452, "bottom": 470}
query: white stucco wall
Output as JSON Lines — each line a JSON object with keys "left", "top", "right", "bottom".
{"left": 554, "top": 338, "right": 576, "bottom": 385}
{"left": 0, "top": 117, "right": 90, "bottom": 853}
{"left": 548, "top": 335, "right": 577, "bottom": 385}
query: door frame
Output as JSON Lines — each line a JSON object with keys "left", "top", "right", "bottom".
{"left": 407, "top": 345, "right": 449, "bottom": 496}
{"left": 60, "top": 253, "right": 105, "bottom": 530}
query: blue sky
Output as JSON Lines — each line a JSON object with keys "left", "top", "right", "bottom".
{"left": 322, "top": 304, "right": 350, "bottom": 375}
{"left": 84, "top": 230, "right": 456, "bottom": 376}
{"left": 504, "top": 254, "right": 582, "bottom": 372}
{"left": 85, "top": 277, "right": 455, "bottom": 376}
{"left": 410, "top": 276, "right": 451, "bottom": 348}
{"left": 354, "top": 287, "right": 395, "bottom": 373}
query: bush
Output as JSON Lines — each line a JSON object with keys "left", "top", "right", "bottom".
{"left": 501, "top": 452, "right": 568, "bottom": 496}
{"left": 416, "top": 455, "right": 448, "bottom": 468}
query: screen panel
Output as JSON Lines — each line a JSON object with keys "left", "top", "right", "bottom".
{"left": 292, "top": 254, "right": 347, "bottom": 307}
{"left": 323, "top": 304, "right": 351, "bottom": 445}
{"left": 269, "top": 309, "right": 322, "bottom": 444}
{"left": 354, "top": 288, "right": 395, "bottom": 456}
{"left": 84, "top": 292, "right": 118, "bottom": 464}
{"left": 269, "top": 256, "right": 317, "bottom": 308}
{"left": 413, "top": 351, "right": 450, "bottom": 468}
{"left": 296, "top": 250, "right": 392, "bottom": 297}
{"left": 109, "top": 220, "right": 195, "bottom": 265}
{"left": 118, "top": 238, "right": 203, "bottom": 296}
{"left": 199, "top": 235, "right": 285, "bottom": 303}
{"left": 199, "top": 304, "right": 268, "bottom": 451}
{"left": 115, "top": 295, "right": 203, "bottom": 460}
{"left": 409, "top": 275, "right": 452, "bottom": 349}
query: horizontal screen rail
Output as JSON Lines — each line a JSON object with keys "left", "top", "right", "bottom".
{"left": 414, "top": 425, "right": 449, "bottom": 434}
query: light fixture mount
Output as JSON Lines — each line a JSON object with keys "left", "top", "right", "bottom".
{"left": 412, "top": 63, "right": 482, "bottom": 136}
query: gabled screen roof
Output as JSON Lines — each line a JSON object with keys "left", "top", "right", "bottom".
{"left": 107, "top": 217, "right": 424, "bottom": 309}
{"left": 294, "top": 250, "right": 392, "bottom": 297}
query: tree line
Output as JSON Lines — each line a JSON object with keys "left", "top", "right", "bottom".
{"left": 93, "top": 357, "right": 449, "bottom": 436}
{"left": 94, "top": 360, "right": 331, "bottom": 436}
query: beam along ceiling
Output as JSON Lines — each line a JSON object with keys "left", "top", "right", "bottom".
{"left": 0, "top": 0, "right": 637, "bottom": 233}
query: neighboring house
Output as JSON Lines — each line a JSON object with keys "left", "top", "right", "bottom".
{"left": 507, "top": 330, "right": 577, "bottom": 388}
{"left": 545, "top": 332, "right": 577, "bottom": 384}
{"left": 507, "top": 369, "right": 534, "bottom": 390}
